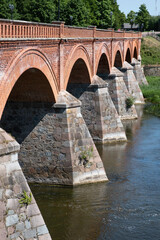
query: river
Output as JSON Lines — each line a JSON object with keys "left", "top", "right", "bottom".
{"left": 30, "top": 106, "right": 160, "bottom": 240}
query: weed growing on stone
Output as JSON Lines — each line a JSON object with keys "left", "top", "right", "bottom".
{"left": 79, "top": 146, "right": 93, "bottom": 167}
{"left": 125, "top": 96, "right": 135, "bottom": 109}
{"left": 19, "top": 191, "right": 32, "bottom": 207}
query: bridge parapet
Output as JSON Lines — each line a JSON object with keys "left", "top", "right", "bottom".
{"left": 0, "top": 19, "right": 142, "bottom": 39}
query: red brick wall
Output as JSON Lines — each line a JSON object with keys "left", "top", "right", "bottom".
{"left": 0, "top": 32, "right": 141, "bottom": 118}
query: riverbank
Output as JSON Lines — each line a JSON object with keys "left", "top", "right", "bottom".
{"left": 141, "top": 36, "right": 160, "bottom": 65}
{"left": 140, "top": 76, "right": 160, "bottom": 117}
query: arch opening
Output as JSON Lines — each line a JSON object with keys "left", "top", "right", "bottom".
{"left": 0, "top": 68, "right": 58, "bottom": 181}
{"left": 96, "top": 53, "right": 110, "bottom": 79}
{"left": 133, "top": 47, "right": 138, "bottom": 59}
{"left": 0, "top": 68, "right": 55, "bottom": 144}
{"left": 114, "top": 50, "right": 123, "bottom": 68}
{"left": 66, "top": 58, "right": 91, "bottom": 98}
{"left": 125, "top": 48, "right": 131, "bottom": 63}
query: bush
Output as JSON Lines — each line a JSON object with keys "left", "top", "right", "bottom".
{"left": 125, "top": 97, "right": 135, "bottom": 109}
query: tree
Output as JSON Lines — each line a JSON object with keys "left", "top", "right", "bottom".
{"left": 0, "top": 0, "right": 19, "bottom": 20}
{"left": 148, "top": 16, "right": 160, "bottom": 31}
{"left": 96, "top": 0, "right": 113, "bottom": 28}
{"left": 136, "top": 4, "right": 150, "bottom": 30}
{"left": 60, "top": 0, "right": 89, "bottom": 26}
{"left": 112, "top": 0, "right": 126, "bottom": 29}
{"left": 16, "top": 0, "right": 55, "bottom": 23}
{"left": 127, "top": 10, "right": 136, "bottom": 23}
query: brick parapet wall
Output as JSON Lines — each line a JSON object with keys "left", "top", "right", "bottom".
{"left": 0, "top": 19, "right": 142, "bottom": 39}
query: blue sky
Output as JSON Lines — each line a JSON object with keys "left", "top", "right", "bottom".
{"left": 117, "top": 0, "right": 160, "bottom": 16}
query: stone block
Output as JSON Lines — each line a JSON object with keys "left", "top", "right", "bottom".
{"left": 7, "top": 199, "right": 19, "bottom": 211}
{"left": 23, "top": 229, "right": 37, "bottom": 239}
{"left": 0, "top": 201, "right": 6, "bottom": 221}
{"left": 25, "top": 220, "right": 31, "bottom": 229}
{"left": 38, "top": 233, "right": 52, "bottom": 240}
{"left": 30, "top": 215, "right": 44, "bottom": 228}
{"left": 6, "top": 161, "right": 21, "bottom": 175}
{"left": 16, "top": 222, "right": 25, "bottom": 231}
{"left": 8, "top": 226, "right": 15, "bottom": 234}
{"left": 0, "top": 228, "right": 7, "bottom": 240}
{"left": 37, "top": 225, "right": 49, "bottom": 236}
{"left": 0, "top": 189, "right": 3, "bottom": 200}
{"left": 6, "top": 214, "right": 19, "bottom": 227}
{"left": 27, "top": 204, "right": 40, "bottom": 217}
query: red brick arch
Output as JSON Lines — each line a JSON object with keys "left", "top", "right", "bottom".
{"left": 95, "top": 43, "right": 111, "bottom": 74}
{"left": 132, "top": 41, "right": 139, "bottom": 59}
{"left": 113, "top": 42, "right": 124, "bottom": 67}
{"left": 0, "top": 48, "right": 59, "bottom": 118}
{"left": 64, "top": 45, "right": 92, "bottom": 89}
{"left": 124, "top": 41, "right": 132, "bottom": 62}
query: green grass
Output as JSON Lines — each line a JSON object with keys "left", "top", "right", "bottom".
{"left": 141, "top": 37, "right": 160, "bottom": 65}
{"left": 140, "top": 76, "right": 160, "bottom": 117}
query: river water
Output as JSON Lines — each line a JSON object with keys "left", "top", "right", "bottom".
{"left": 30, "top": 106, "right": 160, "bottom": 240}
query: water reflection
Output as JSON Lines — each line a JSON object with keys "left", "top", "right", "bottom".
{"left": 30, "top": 106, "right": 160, "bottom": 240}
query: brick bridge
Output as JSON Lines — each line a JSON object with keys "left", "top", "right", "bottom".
{"left": 0, "top": 19, "right": 148, "bottom": 240}
{"left": 0, "top": 19, "right": 147, "bottom": 185}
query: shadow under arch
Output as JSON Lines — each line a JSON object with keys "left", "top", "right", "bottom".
{"left": 133, "top": 47, "right": 138, "bottom": 59}
{"left": 66, "top": 58, "right": 91, "bottom": 99}
{"left": 0, "top": 67, "right": 56, "bottom": 144}
{"left": 114, "top": 50, "right": 123, "bottom": 68}
{"left": 96, "top": 53, "right": 110, "bottom": 79}
{"left": 125, "top": 48, "right": 131, "bottom": 63}
{"left": 64, "top": 45, "right": 92, "bottom": 90}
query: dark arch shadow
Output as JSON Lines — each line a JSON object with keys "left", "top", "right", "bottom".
{"left": 133, "top": 47, "right": 138, "bottom": 59}
{"left": 0, "top": 68, "right": 55, "bottom": 144}
{"left": 96, "top": 53, "right": 110, "bottom": 79}
{"left": 114, "top": 50, "right": 122, "bottom": 68}
{"left": 125, "top": 49, "right": 131, "bottom": 63}
{"left": 66, "top": 58, "right": 91, "bottom": 99}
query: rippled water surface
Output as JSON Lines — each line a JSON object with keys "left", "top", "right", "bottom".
{"left": 30, "top": 108, "right": 160, "bottom": 240}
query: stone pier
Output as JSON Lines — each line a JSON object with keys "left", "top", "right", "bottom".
{"left": 0, "top": 128, "right": 51, "bottom": 240}
{"left": 121, "top": 61, "right": 145, "bottom": 104}
{"left": 54, "top": 90, "right": 108, "bottom": 185}
{"left": 105, "top": 67, "right": 138, "bottom": 120}
{"left": 1, "top": 91, "right": 108, "bottom": 186}
{"left": 67, "top": 75, "right": 127, "bottom": 143}
{"left": 131, "top": 58, "right": 148, "bottom": 85}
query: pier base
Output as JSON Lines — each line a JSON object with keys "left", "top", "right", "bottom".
{"left": 0, "top": 129, "right": 51, "bottom": 240}
{"left": 131, "top": 58, "right": 148, "bottom": 85}
{"left": 106, "top": 67, "right": 138, "bottom": 120}
{"left": 121, "top": 61, "right": 145, "bottom": 104}
{"left": 67, "top": 75, "right": 127, "bottom": 143}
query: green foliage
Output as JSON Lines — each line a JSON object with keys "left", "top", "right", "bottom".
{"left": 148, "top": 16, "right": 160, "bottom": 31}
{"left": 60, "top": 0, "right": 90, "bottom": 26}
{"left": 144, "top": 104, "right": 160, "bottom": 117}
{"left": 0, "top": 0, "right": 126, "bottom": 29}
{"left": 19, "top": 191, "right": 32, "bottom": 207}
{"left": 135, "top": 4, "right": 150, "bottom": 30}
{"left": 125, "top": 96, "right": 135, "bottom": 109}
{"left": 16, "top": 0, "right": 55, "bottom": 23}
{"left": 0, "top": 0, "right": 19, "bottom": 20}
{"left": 141, "top": 76, "right": 160, "bottom": 102}
{"left": 127, "top": 10, "right": 136, "bottom": 24}
{"left": 141, "top": 37, "right": 160, "bottom": 65}
{"left": 79, "top": 146, "right": 93, "bottom": 167}
{"left": 140, "top": 76, "right": 160, "bottom": 117}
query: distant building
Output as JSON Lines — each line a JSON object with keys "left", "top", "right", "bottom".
{"left": 123, "top": 23, "right": 140, "bottom": 31}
